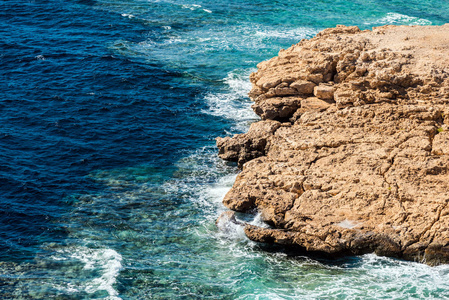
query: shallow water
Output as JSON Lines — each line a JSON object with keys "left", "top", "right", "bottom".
{"left": 1, "top": 0, "right": 449, "bottom": 298}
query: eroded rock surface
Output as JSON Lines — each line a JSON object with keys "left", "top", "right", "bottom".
{"left": 216, "top": 24, "right": 449, "bottom": 265}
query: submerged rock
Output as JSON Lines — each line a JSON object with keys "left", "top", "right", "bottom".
{"left": 217, "top": 24, "right": 449, "bottom": 265}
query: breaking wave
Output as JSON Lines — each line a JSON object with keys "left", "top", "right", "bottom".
{"left": 366, "top": 12, "right": 432, "bottom": 26}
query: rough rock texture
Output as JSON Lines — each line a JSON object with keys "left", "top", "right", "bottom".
{"left": 216, "top": 120, "right": 281, "bottom": 168}
{"left": 216, "top": 25, "right": 449, "bottom": 265}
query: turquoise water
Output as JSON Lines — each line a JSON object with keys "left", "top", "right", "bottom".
{"left": 1, "top": 0, "right": 449, "bottom": 298}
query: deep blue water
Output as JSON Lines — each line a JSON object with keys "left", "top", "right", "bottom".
{"left": 1, "top": 0, "right": 449, "bottom": 298}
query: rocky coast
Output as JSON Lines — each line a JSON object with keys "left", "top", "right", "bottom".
{"left": 216, "top": 24, "right": 449, "bottom": 265}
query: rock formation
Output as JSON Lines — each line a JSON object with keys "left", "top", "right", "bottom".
{"left": 216, "top": 24, "right": 449, "bottom": 265}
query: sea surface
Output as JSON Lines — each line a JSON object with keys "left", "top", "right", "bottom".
{"left": 1, "top": 0, "right": 449, "bottom": 299}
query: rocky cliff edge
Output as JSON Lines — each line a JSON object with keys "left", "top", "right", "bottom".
{"left": 216, "top": 24, "right": 449, "bottom": 265}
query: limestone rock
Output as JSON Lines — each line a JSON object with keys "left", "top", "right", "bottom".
{"left": 251, "top": 97, "right": 301, "bottom": 121}
{"left": 248, "top": 24, "right": 449, "bottom": 119}
{"left": 290, "top": 80, "right": 316, "bottom": 94}
{"left": 216, "top": 120, "right": 281, "bottom": 168}
{"left": 313, "top": 84, "right": 335, "bottom": 101}
{"left": 433, "top": 130, "right": 449, "bottom": 155}
{"left": 216, "top": 24, "right": 449, "bottom": 265}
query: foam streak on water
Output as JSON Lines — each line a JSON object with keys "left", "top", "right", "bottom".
{"left": 51, "top": 247, "right": 123, "bottom": 299}
{"left": 203, "top": 69, "right": 257, "bottom": 133}
{"left": 365, "top": 12, "right": 432, "bottom": 26}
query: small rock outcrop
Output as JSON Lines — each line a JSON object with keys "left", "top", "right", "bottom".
{"left": 216, "top": 24, "right": 449, "bottom": 265}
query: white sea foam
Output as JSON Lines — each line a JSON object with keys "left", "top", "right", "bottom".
{"left": 182, "top": 4, "right": 202, "bottom": 10}
{"left": 53, "top": 247, "right": 123, "bottom": 299}
{"left": 121, "top": 13, "right": 135, "bottom": 19}
{"left": 254, "top": 27, "right": 314, "bottom": 39}
{"left": 224, "top": 70, "right": 253, "bottom": 98}
{"left": 169, "top": 148, "right": 277, "bottom": 246}
{"left": 166, "top": 148, "right": 238, "bottom": 207}
{"left": 215, "top": 214, "right": 248, "bottom": 241}
{"left": 186, "top": 24, "right": 315, "bottom": 53}
{"left": 260, "top": 253, "right": 449, "bottom": 299}
{"left": 248, "top": 213, "right": 270, "bottom": 229}
{"left": 203, "top": 69, "right": 257, "bottom": 133}
{"left": 366, "top": 12, "right": 432, "bottom": 26}
{"left": 109, "top": 24, "right": 315, "bottom": 73}
{"left": 203, "top": 173, "right": 237, "bottom": 205}
{"left": 350, "top": 254, "right": 449, "bottom": 298}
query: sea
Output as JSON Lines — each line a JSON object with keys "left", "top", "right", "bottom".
{"left": 1, "top": 0, "right": 449, "bottom": 299}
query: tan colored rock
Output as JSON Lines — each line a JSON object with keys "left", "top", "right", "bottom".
{"left": 433, "top": 131, "right": 449, "bottom": 155}
{"left": 248, "top": 24, "right": 449, "bottom": 118}
{"left": 291, "top": 80, "right": 316, "bottom": 94}
{"left": 251, "top": 96, "right": 301, "bottom": 121}
{"left": 217, "top": 25, "right": 449, "bottom": 265}
{"left": 313, "top": 84, "right": 335, "bottom": 100}
{"left": 216, "top": 120, "right": 281, "bottom": 168}
{"left": 288, "top": 97, "right": 332, "bottom": 122}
